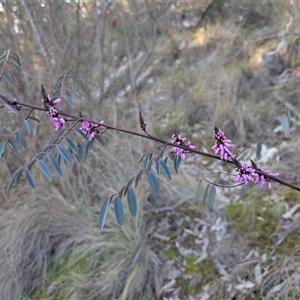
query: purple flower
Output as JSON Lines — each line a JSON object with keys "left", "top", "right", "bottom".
{"left": 235, "top": 163, "right": 258, "bottom": 185}
{"left": 171, "top": 132, "right": 195, "bottom": 160}
{"left": 47, "top": 107, "right": 58, "bottom": 118}
{"left": 80, "top": 120, "right": 104, "bottom": 141}
{"left": 51, "top": 117, "right": 65, "bottom": 131}
{"left": 253, "top": 164, "right": 279, "bottom": 189}
{"left": 212, "top": 127, "right": 235, "bottom": 161}
{"left": 52, "top": 98, "right": 62, "bottom": 105}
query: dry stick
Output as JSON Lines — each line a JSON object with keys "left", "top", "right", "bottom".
{"left": 0, "top": 93, "right": 299, "bottom": 193}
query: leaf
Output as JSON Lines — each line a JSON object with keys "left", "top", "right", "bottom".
{"left": 4, "top": 104, "right": 19, "bottom": 115}
{"left": 173, "top": 156, "right": 182, "bottom": 174}
{"left": 22, "top": 119, "right": 31, "bottom": 134}
{"left": 127, "top": 188, "right": 137, "bottom": 217}
{"left": 25, "top": 168, "right": 36, "bottom": 189}
{"left": 56, "top": 144, "right": 72, "bottom": 166}
{"left": 143, "top": 153, "right": 152, "bottom": 168}
{"left": 119, "top": 186, "right": 125, "bottom": 198}
{"left": 202, "top": 184, "right": 210, "bottom": 204}
{"left": 37, "top": 159, "right": 52, "bottom": 181}
{"left": 98, "top": 198, "right": 110, "bottom": 231}
{"left": 155, "top": 160, "right": 160, "bottom": 175}
{"left": 75, "top": 128, "right": 89, "bottom": 141}
{"left": 0, "top": 142, "right": 5, "bottom": 157}
{"left": 135, "top": 169, "right": 144, "bottom": 188}
{"left": 124, "top": 176, "right": 136, "bottom": 196}
{"left": 147, "top": 171, "right": 159, "bottom": 197}
{"left": 15, "top": 131, "right": 24, "bottom": 149}
{"left": 65, "top": 137, "right": 79, "bottom": 156}
{"left": 47, "top": 153, "right": 62, "bottom": 176}
{"left": 195, "top": 179, "right": 202, "bottom": 201}
{"left": 214, "top": 172, "right": 221, "bottom": 185}
{"left": 95, "top": 135, "right": 105, "bottom": 145}
{"left": 159, "top": 160, "right": 172, "bottom": 180}
{"left": 6, "top": 168, "right": 22, "bottom": 191}
{"left": 280, "top": 113, "right": 290, "bottom": 138}
{"left": 28, "top": 116, "right": 40, "bottom": 123}
{"left": 207, "top": 185, "right": 216, "bottom": 209}
{"left": 8, "top": 137, "right": 19, "bottom": 155}
{"left": 137, "top": 153, "right": 147, "bottom": 164}
{"left": 114, "top": 196, "right": 125, "bottom": 225}
{"left": 256, "top": 142, "right": 262, "bottom": 159}
{"left": 0, "top": 122, "right": 2, "bottom": 132}
{"left": 77, "top": 144, "right": 84, "bottom": 163}
{"left": 64, "top": 95, "right": 75, "bottom": 108}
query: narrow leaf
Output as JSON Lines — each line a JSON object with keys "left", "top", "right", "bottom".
{"left": 0, "top": 122, "right": 2, "bottom": 132}
{"left": 47, "top": 153, "right": 62, "bottom": 176}
{"left": 22, "top": 119, "right": 31, "bottom": 134}
{"left": 147, "top": 171, "right": 159, "bottom": 197}
{"left": 37, "top": 159, "right": 52, "bottom": 181}
{"left": 95, "top": 135, "right": 105, "bottom": 145}
{"left": 114, "top": 196, "right": 125, "bottom": 225}
{"left": 98, "top": 198, "right": 110, "bottom": 231}
{"left": 207, "top": 185, "right": 216, "bottom": 209}
{"left": 135, "top": 169, "right": 144, "bottom": 188}
{"left": 4, "top": 104, "right": 19, "bottom": 115}
{"left": 280, "top": 113, "right": 290, "bottom": 137}
{"left": 143, "top": 153, "right": 152, "bottom": 168}
{"left": 75, "top": 128, "right": 89, "bottom": 141}
{"left": 195, "top": 180, "right": 202, "bottom": 201}
{"left": 8, "top": 137, "right": 19, "bottom": 155}
{"left": 25, "top": 168, "right": 36, "bottom": 189}
{"left": 0, "top": 142, "right": 5, "bottom": 157}
{"left": 159, "top": 160, "right": 172, "bottom": 180}
{"left": 155, "top": 160, "right": 160, "bottom": 175}
{"left": 56, "top": 144, "right": 72, "bottom": 166}
{"left": 28, "top": 116, "right": 40, "bottom": 123}
{"left": 127, "top": 188, "right": 137, "bottom": 217}
{"left": 64, "top": 95, "right": 75, "bottom": 108}
{"left": 174, "top": 156, "right": 182, "bottom": 174}
{"left": 6, "top": 168, "right": 22, "bottom": 191}
{"left": 124, "top": 176, "right": 136, "bottom": 196}
{"left": 256, "top": 142, "right": 262, "bottom": 159}
{"left": 202, "top": 184, "right": 211, "bottom": 204}
{"left": 137, "top": 153, "right": 147, "bottom": 164}
{"left": 65, "top": 137, "right": 79, "bottom": 156}
{"left": 214, "top": 172, "right": 221, "bottom": 185}
{"left": 15, "top": 131, "right": 25, "bottom": 149}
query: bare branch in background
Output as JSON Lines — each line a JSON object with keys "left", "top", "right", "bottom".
{"left": 97, "top": 0, "right": 113, "bottom": 104}
{"left": 20, "top": 0, "right": 53, "bottom": 76}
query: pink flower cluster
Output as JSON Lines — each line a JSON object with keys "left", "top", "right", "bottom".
{"left": 80, "top": 120, "right": 104, "bottom": 141}
{"left": 235, "top": 163, "right": 279, "bottom": 189}
{"left": 212, "top": 127, "right": 235, "bottom": 161}
{"left": 42, "top": 94, "right": 62, "bottom": 106}
{"left": 171, "top": 132, "right": 195, "bottom": 160}
{"left": 46, "top": 105, "right": 65, "bottom": 131}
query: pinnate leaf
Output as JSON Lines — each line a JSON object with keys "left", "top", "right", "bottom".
{"left": 147, "top": 171, "right": 159, "bottom": 197}
{"left": 25, "top": 168, "right": 36, "bottom": 188}
{"left": 127, "top": 188, "right": 137, "bottom": 217}
{"left": 37, "top": 159, "right": 52, "bottom": 181}
{"left": 47, "top": 153, "right": 62, "bottom": 176}
{"left": 22, "top": 119, "right": 31, "bottom": 134}
{"left": 114, "top": 196, "right": 125, "bottom": 225}
{"left": 56, "top": 144, "right": 72, "bottom": 166}
{"left": 98, "top": 198, "right": 110, "bottom": 231}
